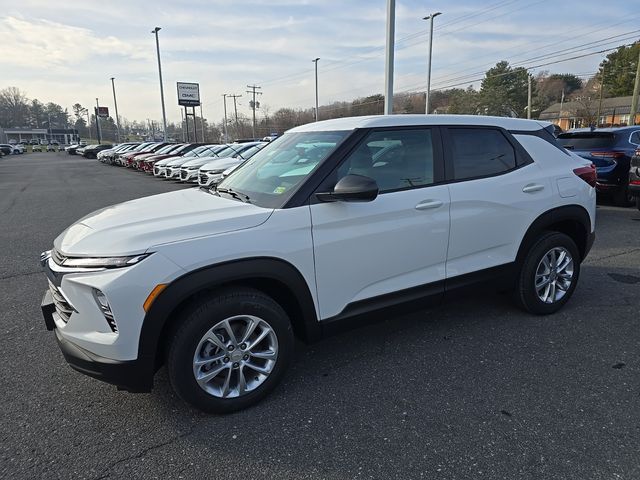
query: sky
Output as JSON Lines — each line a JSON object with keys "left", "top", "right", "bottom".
{"left": 0, "top": 0, "right": 637, "bottom": 125}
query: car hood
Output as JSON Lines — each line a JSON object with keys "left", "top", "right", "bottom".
{"left": 181, "top": 157, "right": 226, "bottom": 168}
{"left": 166, "top": 157, "right": 194, "bottom": 167}
{"left": 54, "top": 188, "right": 273, "bottom": 256}
{"left": 155, "top": 155, "right": 185, "bottom": 166}
{"left": 200, "top": 157, "right": 243, "bottom": 172}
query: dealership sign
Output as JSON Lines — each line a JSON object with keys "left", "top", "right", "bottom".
{"left": 96, "top": 106, "right": 109, "bottom": 118}
{"left": 177, "top": 82, "right": 200, "bottom": 106}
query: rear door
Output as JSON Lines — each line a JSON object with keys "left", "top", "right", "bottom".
{"left": 443, "top": 127, "right": 553, "bottom": 278}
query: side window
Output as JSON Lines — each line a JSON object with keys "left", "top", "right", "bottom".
{"left": 448, "top": 128, "right": 516, "bottom": 180}
{"left": 337, "top": 129, "right": 435, "bottom": 193}
{"left": 630, "top": 131, "right": 640, "bottom": 145}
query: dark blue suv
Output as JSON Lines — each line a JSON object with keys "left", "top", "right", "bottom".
{"left": 557, "top": 126, "right": 640, "bottom": 206}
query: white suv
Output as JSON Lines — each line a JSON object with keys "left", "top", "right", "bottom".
{"left": 41, "top": 115, "right": 596, "bottom": 413}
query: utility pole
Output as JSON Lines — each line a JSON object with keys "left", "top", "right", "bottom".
{"left": 312, "top": 58, "right": 320, "bottom": 121}
{"left": 527, "top": 75, "right": 532, "bottom": 119}
{"left": 222, "top": 94, "right": 229, "bottom": 143}
{"left": 559, "top": 89, "right": 565, "bottom": 129}
{"left": 629, "top": 50, "right": 640, "bottom": 125}
{"left": 384, "top": 0, "right": 395, "bottom": 115}
{"left": 151, "top": 27, "right": 168, "bottom": 141}
{"left": 246, "top": 85, "right": 262, "bottom": 139}
{"left": 423, "top": 12, "right": 441, "bottom": 114}
{"left": 110, "top": 77, "right": 121, "bottom": 143}
{"left": 597, "top": 65, "right": 605, "bottom": 126}
{"left": 228, "top": 94, "right": 242, "bottom": 139}
{"left": 95, "top": 98, "right": 102, "bottom": 144}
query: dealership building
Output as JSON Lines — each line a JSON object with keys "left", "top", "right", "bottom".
{"left": 0, "top": 127, "right": 79, "bottom": 145}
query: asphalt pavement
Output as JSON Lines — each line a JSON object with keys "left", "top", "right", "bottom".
{"left": 1, "top": 152, "right": 639, "bottom": 480}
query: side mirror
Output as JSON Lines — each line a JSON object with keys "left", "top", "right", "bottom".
{"left": 316, "top": 174, "right": 379, "bottom": 202}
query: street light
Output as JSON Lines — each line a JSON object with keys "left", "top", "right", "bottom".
{"left": 423, "top": 12, "right": 441, "bottom": 114}
{"left": 110, "top": 77, "right": 121, "bottom": 143}
{"left": 151, "top": 27, "right": 168, "bottom": 141}
{"left": 312, "top": 58, "right": 320, "bottom": 122}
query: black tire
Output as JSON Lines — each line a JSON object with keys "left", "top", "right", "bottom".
{"left": 514, "top": 231, "right": 581, "bottom": 315}
{"left": 167, "top": 287, "right": 294, "bottom": 413}
{"left": 612, "top": 184, "right": 634, "bottom": 207}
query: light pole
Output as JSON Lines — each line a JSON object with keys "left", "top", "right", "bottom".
{"left": 110, "top": 77, "right": 121, "bottom": 142}
{"left": 312, "top": 58, "right": 320, "bottom": 121}
{"left": 151, "top": 27, "right": 168, "bottom": 141}
{"left": 423, "top": 12, "right": 441, "bottom": 114}
{"left": 384, "top": 0, "right": 395, "bottom": 115}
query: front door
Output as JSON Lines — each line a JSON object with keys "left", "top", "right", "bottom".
{"left": 310, "top": 127, "right": 451, "bottom": 320}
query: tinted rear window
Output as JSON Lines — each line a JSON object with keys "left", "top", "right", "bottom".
{"left": 557, "top": 133, "right": 615, "bottom": 150}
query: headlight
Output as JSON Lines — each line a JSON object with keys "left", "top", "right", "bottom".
{"left": 203, "top": 169, "right": 225, "bottom": 175}
{"left": 54, "top": 251, "right": 151, "bottom": 268}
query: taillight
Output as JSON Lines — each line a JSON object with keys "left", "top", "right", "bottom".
{"left": 630, "top": 180, "right": 640, "bottom": 185}
{"left": 573, "top": 164, "right": 597, "bottom": 187}
{"left": 589, "top": 151, "right": 625, "bottom": 159}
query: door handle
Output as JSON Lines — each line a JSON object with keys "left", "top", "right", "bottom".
{"left": 522, "top": 183, "right": 544, "bottom": 193}
{"left": 415, "top": 199, "right": 443, "bottom": 210}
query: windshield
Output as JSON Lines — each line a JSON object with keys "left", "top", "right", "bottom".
{"left": 155, "top": 144, "right": 180, "bottom": 154}
{"left": 216, "top": 131, "right": 349, "bottom": 208}
{"left": 183, "top": 145, "right": 219, "bottom": 158}
{"left": 557, "top": 133, "right": 615, "bottom": 150}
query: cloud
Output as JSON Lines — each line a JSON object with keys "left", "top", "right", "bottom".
{"left": 0, "top": 16, "right": 150, "bottom": 69}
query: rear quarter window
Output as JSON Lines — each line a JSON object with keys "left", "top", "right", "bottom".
{"left": 557, "top": 133, "right": 615, "bottom": 150}
{"left": 448, "top": 128, "right": 516, "bottom": 180}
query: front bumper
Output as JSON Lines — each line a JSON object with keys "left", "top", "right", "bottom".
{"left": 41, "top": 290, "right": 153, "bottom": 392}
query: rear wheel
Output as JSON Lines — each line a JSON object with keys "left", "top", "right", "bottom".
{"left": 514, "top": 232, "right": 581, "bottom": 315}
{"left": 167, "top": 288, "right": 294, "bottom": 413}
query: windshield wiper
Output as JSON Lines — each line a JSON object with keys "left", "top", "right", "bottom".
{"left": 216, "top": 187, "right": 251, "bottom": 203}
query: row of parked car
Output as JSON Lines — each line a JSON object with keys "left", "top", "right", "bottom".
{"left": 92, "top": 140, "right": 268, "bottom": 189}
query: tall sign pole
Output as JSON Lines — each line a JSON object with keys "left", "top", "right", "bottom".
{"left": 384, "top": 0, "right": 395, "bottom": 115}
{"left": 199, "top": 104, "right": 205, "bottom": 142}
{"left": 177, "top": 82, "right": 201, "bottom": 143}
{"left": 95, "top": 98, "right": 102, "bottom": 144}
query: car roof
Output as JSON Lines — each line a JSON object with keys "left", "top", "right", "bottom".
{"left": 288, "top": 114, "right": 550, "bottom": 133}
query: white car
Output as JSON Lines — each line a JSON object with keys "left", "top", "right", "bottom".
{"left": 12, "top": 144, "right": 25, "bottom": 154}
{"left": 184, "top": 142, "right": 265, "bottom": 184}
{"left": 41, "top": 115, "right": 596, "bottom": 413}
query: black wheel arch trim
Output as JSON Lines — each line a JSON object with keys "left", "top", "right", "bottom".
{"left": 137, "top": 257, "right": 320, "bottom": 380}
{"left": 515, "top": 204, "right": 593, "bottom": 264}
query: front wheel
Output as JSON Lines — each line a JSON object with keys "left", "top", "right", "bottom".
{"left": 167, "top": 288, "right": 294, "bottom": 413}
{"left": 514, "top": 232, "right": 581, "bottom": 315}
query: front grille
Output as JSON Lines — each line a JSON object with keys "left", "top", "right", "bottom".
{"left": 180, "top": 169, "right": 188, "bottom": 180}
{"left": 199, "top": 174, "right": 207, "bottom": 184}
{"left": 48, "top": 280, "right": 74, "bottom": 323}
{"left": 51, "top": 249, "right": 66, "bottom": 266}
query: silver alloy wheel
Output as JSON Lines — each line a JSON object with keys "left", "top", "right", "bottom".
{"left": 193, "top": 315, "right": 278, "bottom": 398}
{"left": 535, "top": 247, "right": 574, "bottom": 304}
